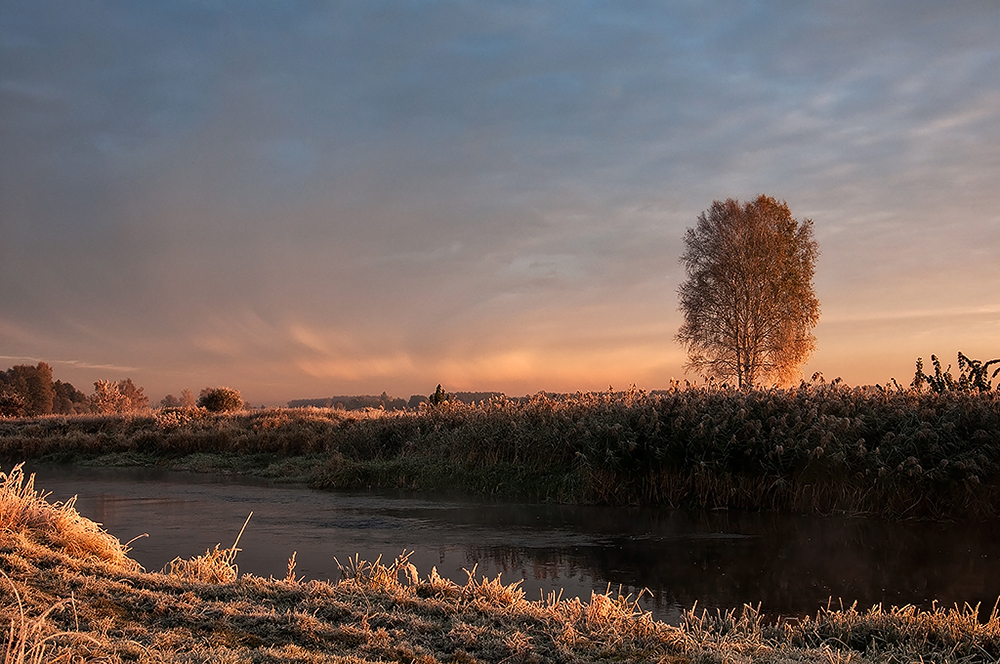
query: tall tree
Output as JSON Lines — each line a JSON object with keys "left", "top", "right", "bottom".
{"left": 676, "top": 195, "right": 820, "bottom": 388}
{"left": 1, "top": 363, "right": 54, "bottom": 415}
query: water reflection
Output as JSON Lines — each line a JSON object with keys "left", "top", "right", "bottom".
{"left": 25, "top": 465, "right": 1000, "bottom": 624}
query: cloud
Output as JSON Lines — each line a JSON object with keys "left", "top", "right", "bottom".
{"left": 1, "top": 2, "right": 998, "bottom": 400}
{"left": 0, "top": 356, "right": 139, "bottom": 373}
{"left": 821, "top": 305, "right": 1000, "bottom": 325}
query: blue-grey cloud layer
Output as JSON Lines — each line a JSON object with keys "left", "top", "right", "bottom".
{"left": 2, "top": 1, "right": 998, "bottom": 400}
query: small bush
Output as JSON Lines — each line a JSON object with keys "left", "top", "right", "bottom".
{"left": 197, "top": 387, "right": 243, "bottom": 413}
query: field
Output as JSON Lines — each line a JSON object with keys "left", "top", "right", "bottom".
{"left": 1, "top": 383, "right": 999, "bottom": 520}
{"left": 3, "top": 463, "right": 1000, "bottom": 663}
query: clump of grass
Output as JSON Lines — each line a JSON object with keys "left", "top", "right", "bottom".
{"left": 0, "top": 464, "right": 136, "bottom": 570}
{"left": 163, "top": 512, "right": 252, "bottom": 584}
{"left": 335, "top": 549, "right": 420, "bottom": 592}
{"left": 789, "top": 599, "right": 1000, "bottom": 659}
{"left": 676, "top": 599, "right": 1000, "bottom": 662}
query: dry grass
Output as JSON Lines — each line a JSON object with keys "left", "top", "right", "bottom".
{"left": 0, "top": 569, "right": 101, "bottom": 664}
{"left": 3, "top": 465, "right": 1000, "bottom": 662}
{"left": 0, "top": 464, "right": 137, "bottom": 570}
{"left": 161, "top": 512, "right": 252, "bottom": 584}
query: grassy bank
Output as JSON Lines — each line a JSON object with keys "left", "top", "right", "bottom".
{"left": 2, "top": 383, "right": 999, "bottom": 519}
{"left": 3, "top": 464, "right": 1000, "bottom": 663}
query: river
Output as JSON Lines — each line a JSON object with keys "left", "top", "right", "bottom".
{"left": 25, "top": 464, "right": 1000, "bottom": 624}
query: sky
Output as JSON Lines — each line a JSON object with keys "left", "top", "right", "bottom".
{"left": 2, "top": 1, "right": 999, "bottom": 406}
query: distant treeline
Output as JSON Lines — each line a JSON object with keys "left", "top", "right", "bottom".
{"left": 0, "top": 362, "right": 155, "bottom": 417}
{"left": 288, "top": 391, "right": 508, "bottom": 411}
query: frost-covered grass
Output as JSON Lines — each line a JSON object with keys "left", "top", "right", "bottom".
{"left": 3, "top": 464, "right": 1000, "bottom": 663}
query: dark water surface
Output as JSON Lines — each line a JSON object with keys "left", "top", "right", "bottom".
{"left": 26, "top": 465, "right": 1000, "bottom": 624}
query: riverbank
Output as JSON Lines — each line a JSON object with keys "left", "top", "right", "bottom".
{"left": 3, "top": 464, "right": 1000, "bottom": 663}
{"left": 2, "top": 384, "right": 999, "bottom": 520}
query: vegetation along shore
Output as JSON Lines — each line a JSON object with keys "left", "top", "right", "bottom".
{"left": 4, "top": 464, "right": 1000, "bottom": 663}
{"left": 2, "top": 379, "right": 999, "bottom": 521}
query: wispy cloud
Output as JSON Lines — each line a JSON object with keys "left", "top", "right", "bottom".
{"left": 821, "top": 305, "right": 1000, "bottom": 325}
{"left": 0, "top": 356, "right": 140, "bottom": 373}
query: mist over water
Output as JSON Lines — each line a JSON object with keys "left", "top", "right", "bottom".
{"left": 29, "top": 465, "right": 1000, "bottom": 624}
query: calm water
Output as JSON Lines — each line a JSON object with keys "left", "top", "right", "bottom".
{"left": 25, "top": 465, "right": 1000, "bottom": 624}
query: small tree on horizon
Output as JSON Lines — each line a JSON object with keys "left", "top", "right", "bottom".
{"left": 676, "top": 195, "right": 820, "bottom": 388}
{"left": 159, "top": 389, "right": 197, "bottom": 408}
{"left": 160, "top": 394, "right": 182, "bottom": 408}
{"left": 180, "top": 388, "right": 196, "bottom": 407}
{"left": 90, "top": 378, "right": 149, "bottom": 414}
{"left": 428, "top": 384, "right": 450, "bottom": 406}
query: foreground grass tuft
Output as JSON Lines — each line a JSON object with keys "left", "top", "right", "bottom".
{"left": 3, "top": 465, "right": 1000, "bottom": 662}
{"left": 161, "top": 512, "right": 252, "bottom": 584}
{"left": 0, "top": 464, "right": 137, "bottom": 570}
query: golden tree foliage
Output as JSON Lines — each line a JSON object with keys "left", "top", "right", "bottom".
{"left": 676, "top": 195, "right": 819, "bottom": 387}
{"left": 89, "top": 378, "right": 149, "bottom": 414}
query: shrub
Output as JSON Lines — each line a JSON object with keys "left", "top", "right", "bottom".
{"left": 197, "top": 387, "right": 243, "bottom": 412}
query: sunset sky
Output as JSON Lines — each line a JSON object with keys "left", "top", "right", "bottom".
{"left": 2, "top": 2, "right": 999, "bottom": 405}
